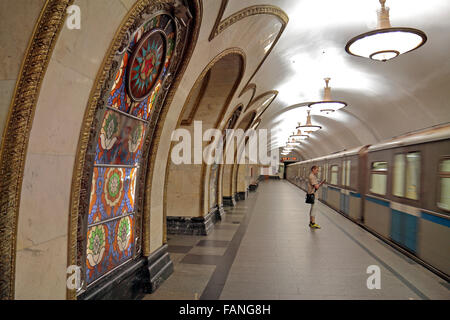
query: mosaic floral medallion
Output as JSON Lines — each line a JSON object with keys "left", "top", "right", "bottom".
{"left": 127, "top": 29, "right": 167, "bottom": 101}
{"left": 100, "top": 110, "right": 120, "bottom": 150}
{"left": 116, "top": 216, "right": 132, "bottom": 252}
{"left": 86, "top": 222, "right": 107, "bottom": 267}
{"left": 83, "top": 10, "right": 183, "bottom": 287}
{"left": 103, "top": 168, "right": 124, "bottom": 207}
{"left": 128, "top": 121, "right": 144, "bottom": 153}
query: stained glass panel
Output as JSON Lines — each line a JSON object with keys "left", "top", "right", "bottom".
{"left": 95, "top": 110, "right": 145, "bottom": 165}
{"left": 88, "top": 167, "right": 137, "bottom": 225}
{"left": 84, "top": 12, "right": 177, "bottom": 288}
{"left": 86, "top": 214, "right": 135, "bottom": 285}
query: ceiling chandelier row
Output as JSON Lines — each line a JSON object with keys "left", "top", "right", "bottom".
{"left": 282, "top": 0, "right": 427, "bottom": 156}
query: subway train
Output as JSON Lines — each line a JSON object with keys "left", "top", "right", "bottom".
{"left": 286, "top": 125, "right": 450, "bottom": 281}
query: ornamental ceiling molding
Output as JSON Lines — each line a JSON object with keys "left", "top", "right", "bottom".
{"left": 244, "top": 90, "right": 278, "bottom": 113}
{"left": 180, "top": 69, "right": 211, "bottom": 126}
{"left": 209, "top": 0, "right": 288, "bottom": 91}
{"left": 243, "top": 90, "right": 278, "bottom": 124}
{"left": 0, "top": 0, "right": 74, "bottom": 300}
{"left": 68, "top": 0, "right": 200, "bottom": 299}
{"left": 239, "top": 83, "right": 256, "bottom": 110}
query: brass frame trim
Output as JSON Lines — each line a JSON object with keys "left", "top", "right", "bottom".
{"left": 239, "top": 82, "right": 256, "bottom": 102}
{"left": 244, "top": 90, "right": 278, "bottom": 114}
{"left": 209, "top": 1, "right": 288, "bottom": 91}
{"left": 180, "top": 69, "right": 211, "bottom": 126}
{"left": 0, "top": 0, "right": 73, "bottom": 300}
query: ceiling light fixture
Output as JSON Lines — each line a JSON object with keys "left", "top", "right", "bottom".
{"left": 308, "top": 78, "right": 347, "bottom": 114}
{"left": 296, "top": 110, "right": 322, "bottom": 133}
{"left": 345, "top": 0, "right": 427, "bottom": 62}
{"left": 290, "top": 129, "right": 309, "bottom": 141}
{"left": 286, "top": 140, "right": 300, "bottom": 147}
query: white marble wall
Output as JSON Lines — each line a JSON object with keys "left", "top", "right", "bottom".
{"left": 0, "top": 0, "right": 45, "bottom": 145}
{"left": 9, "top": 0, "right": 286, "bottom": 297}
{"left": 15, "top": 0, "right": 131, "bottom": 300}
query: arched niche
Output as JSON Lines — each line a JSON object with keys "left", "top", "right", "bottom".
{"left": 165, "top": 48, "right": 245, "bottom": 235}
{"left": 222, "top": 111, "right": 256, "bottom": 205}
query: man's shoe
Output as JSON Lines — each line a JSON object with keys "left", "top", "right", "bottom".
{"left": 309, "top": 223, "right": 321, "bottom": 229}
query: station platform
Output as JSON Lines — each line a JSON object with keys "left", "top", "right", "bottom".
{"left": 144, "top": 180, "right": 449, "bottom": 300}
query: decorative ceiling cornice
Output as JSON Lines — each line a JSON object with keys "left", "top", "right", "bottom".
{"left": 208, "top": 1, "right": 288, "bottom": 91}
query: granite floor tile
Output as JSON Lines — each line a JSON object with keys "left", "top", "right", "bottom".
{"left": 189, "top": 246, "right": 227, "bottom": 256}
{"left": 144, "top": 180, "right": 449, "bottom": 300}
{"left": 196, "top": 240, "right": 229, "bottom": 247}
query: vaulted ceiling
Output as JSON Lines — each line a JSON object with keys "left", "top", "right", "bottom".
{"left": 221, "top": 0, "right": 450, "bottom": 160}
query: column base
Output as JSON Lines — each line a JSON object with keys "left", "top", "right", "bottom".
{"left": 167, "top": 209, "right": 218, "bottom": 235}
{"left": 223, "top": 196, "right": 236, "bottom": 207}
{"left": 237, "top": 191, "right": 248, "bottom": 200}
{"left": 147, "top": 244, "right": 174, "bottom": 293}
{"left": 78, "top": 244, "right": 173, "bottom": 300}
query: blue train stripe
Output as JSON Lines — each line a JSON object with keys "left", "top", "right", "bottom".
{"left": 366, "top": 196, "right": 390, "bottom": 207}
{"left": 421, "top": 211, "right": 450, "bottom": 228}
{"left": 349, "top": 192, "right": 361, "bottom": 198}
{"left": 390, "top": 209, "right": 418, "bottom": 253}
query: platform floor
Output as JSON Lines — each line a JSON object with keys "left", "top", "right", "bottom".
{"left": 144, "top": 180, "right": 450, "bottom": 300}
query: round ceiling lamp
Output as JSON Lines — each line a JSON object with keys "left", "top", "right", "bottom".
{"left": 290, "top": 129, "right": 309, "bottom": 141}
{"left": 345, "top": 0, "right": 427, "bottom": 62}
{"left": 296, "top": 110, "right": 322, "bottom": 133}
{"left": 308, "top": 78, "right": 347, "bottom": 114}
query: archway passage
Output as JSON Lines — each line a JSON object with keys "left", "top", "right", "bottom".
{"left": 222, "top": 111, "right": 256, "bottom": 206}
{"left": 165, "top": 50, "right": 245, "bottom": 235}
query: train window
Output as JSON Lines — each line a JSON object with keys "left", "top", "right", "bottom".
{"left": 393, "top": 154, "right": 406, "bottom": 197}
{"left": 346, "top": 160, "right": 351, "bottom": 187}
{"left": 370, "top": 161, "right": 387, "bottom": 195}
{"left": 318, "top": 166, "right": 322, "bottom": 180}
{"left": 405, "top": 152, "right": 420, "bottom": 200}
{"left": 342, "top": 160, "right": 351, "bottom": 186}
{"left": 437, "top": 158, "right": 450, "bottom": 211}
{"left": 392, "top": 152, "right": 420, "bottom": 200}
{"left": 330, "top": 165, "right": 339, "bottom": 185}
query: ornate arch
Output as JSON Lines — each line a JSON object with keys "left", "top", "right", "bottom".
{"left": 68, "top": 0, "right": 201, "bottom": 299}
{"left": 209, "top": 1, "right": 288, "bottom": 90}
{"left": 161, "top": 48, "right": 245, "bottom": 235}
{"left": 244, "top": 90, "right": 278, "bottom": 114}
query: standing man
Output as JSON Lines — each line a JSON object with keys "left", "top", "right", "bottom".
{"left": 308, "top": 165, "right": 324, "bottom": 229}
